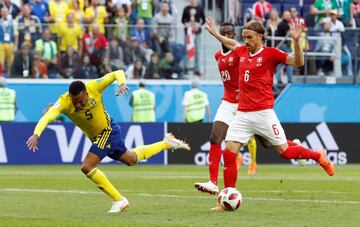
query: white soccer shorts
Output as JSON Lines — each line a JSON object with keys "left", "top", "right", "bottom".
{"left": 213, "top": 100, "right": 238, "bottom": 126}
{"left": 225, "top": 109, "right": 287, "bottom": 145}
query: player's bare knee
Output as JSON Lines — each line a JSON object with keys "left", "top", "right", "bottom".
{"left": 209, "top": 133, "right": 222, "bottom": 144}
{"left": 124, "top": 153, "right": 138, "bottom": 166}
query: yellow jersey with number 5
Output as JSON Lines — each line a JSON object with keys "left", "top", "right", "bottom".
{"left": 33, "top": 71, "right": 126, "bottom": 140}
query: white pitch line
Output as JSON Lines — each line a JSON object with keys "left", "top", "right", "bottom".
{"left": 164, "top": 189, "right": 359, "bottom": 194}
{"left": 1, "top": 188, "right": 360, "bottom": 205}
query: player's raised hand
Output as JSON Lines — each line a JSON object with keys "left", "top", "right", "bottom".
{"left": 205, "top": 16, "right": 218, "bottom": 36}
{"left": 289, "top": 19, "right": 304, "bottom": 42}
{"left": 116, "top": 84, "right": 130, "bottom": 96}
{"left": 26, "top": 134, "right": 39, "bottom": 152}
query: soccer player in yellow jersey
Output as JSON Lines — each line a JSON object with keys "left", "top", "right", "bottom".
{"left": 26, "top": 70, "right": 190, "bottom": 213}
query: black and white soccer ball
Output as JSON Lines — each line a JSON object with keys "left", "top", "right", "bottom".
{"left": 218, "top": 187, "right": 242, "bottom": 211}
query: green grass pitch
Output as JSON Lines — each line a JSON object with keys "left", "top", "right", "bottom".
{"left": 0, "top": 165, "right": 359, "bottom": 227}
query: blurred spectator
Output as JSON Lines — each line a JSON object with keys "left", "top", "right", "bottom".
{"left": 123, "top": 36, "right": 147, "bottom": 66}
{"left": 111, "top": 6, "right": 128, "bottom": 42}
{"left": 351, "top": 0, "right": 360, "bottom": 27}
{"left": 252, "top": 0, "right": 272, "bottom": 23}
{"left": 153, "top": 1, "right": 174, "bottom": 55}
{"left": 0, "top": 0, "right": 20, "bottom": 20}
{"left": 275, "top": 11, "right": 293, "bottom": 84}
{"left": 73, "top": 54, "right": 97, "bottom": 78}
{"left": 69, "top": 0, "right": 85, "bottom": 12}
{"left": 227, "top": 0, "right": 241, "bottom": 24}
{"left": 35, "top": 28, "right": 58, "bottom": 78}
{"left": 0, "top": 77, "right": 17, "bottom": 122}
{"left": 30, "top": 0, "right": 51, "bottom": 24}
{"left": 69, "top": 0, "right": 85, "bottom": 25}
{"left": 112, "top": 0, "right": 132, "bottom": 17}
{"left": 58, "top": 12, "right": 83, "bottom": 54}
{"left": 15, "top": 4, "right": 42, "bottom": 49}
{"left": 131, "top": 18, "right": 151, "bottom": 48}
{"left": 314, "top": 22, "right": 334, "bottom": 75}
{"left": 339, "top": 0, "right": 352, "bottom": 26}
{"left": 159, "top": 51, "right": 182, "bottom": 79}
{"left": 125, "top": 58, "right": 146, "bottom": 79}
{"left": 31, "top": 52, "right": 48, "bottom": 78}
{"left": 326, "top": 9, "right": 353, "bottom": 76}
{"left": 310, "top": 0, "right": 338, "bottom": 29}
{"left": 132, "top": 0, "right": 155, "bottom": 26}
{"left": 289, "top": 7, "right": 307, "bottom": 29}
{"left": 129, "top": 81, "right": 156, "bottom": 122}
{"left": 181, "top": 0, "right": 205, "bottom": 76}
{"left": 156, "top": 0, "right": 178, "bottom": 19}
{"left": 11, "top": 42, "right": 32, "bottom": 78}
{"left": 266, "top": 9, "right": 281, "bottom": 36}
{"left": 59, "top": 45, "right": 80, "bottom": 78}
{"left": 0, "top": 7, "right": 17, "bottom": 76}
{"left": 182, "top": 79, "right": 210, "bottom": 123}
{"left": 289, "top": 7, "right": 309, "bottom": 53}
{"left": 99, "top": 57, "right": 117, "bottom": 76}
{"left": 82, "top": 24, "right": 108, "bottom": 71}
{"left": 84, "top": 0, "right": 108, "bottom": 34}
{"left": 145, "top": 52, "right": 160, "bottom": 79}
{"left": 109, "top": 38, "right": 124, "bottom": 69}
{"left": 49, "top": 0, "right": 69, "bottom": 39}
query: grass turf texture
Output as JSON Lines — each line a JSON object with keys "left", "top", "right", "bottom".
{"left": 0, "top": 165, "right": 359, "bottom": 227}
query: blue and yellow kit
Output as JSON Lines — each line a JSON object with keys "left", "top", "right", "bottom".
{"left": 33, "top": 70, "right": 128, "bottom": 160}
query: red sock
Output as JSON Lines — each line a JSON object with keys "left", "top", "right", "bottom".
{"left": 209, "top": 144, "right": 222, "bottom": 185}
{"left": 280, "top": 145, "right": 321, "bottom": 161}
{"left": 287, "top": 140, "right": 298, "bottom": 146}
{"left": 223, "top": 149, "right": 237, "bottom": 188}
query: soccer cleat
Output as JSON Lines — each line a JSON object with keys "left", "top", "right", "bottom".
{"left": 108, "top": 197, "right": 129, "bottom": 213}
{"left": 164, "top": 133, "right": 191, "bottom": 151}
{"left": 194, "top": 181, "right": 219, "bottom": 195}
{"left": 317, "top": 149, "right": 335, "bottom": 176}
{"left": 236, "top": 154, "right": 243, "bottom": 171}
{"left": 247, "top": 163, "right": 257, "bottom": 175}
{"left": 210, "top": 204, "right": 223, "bottom": 211}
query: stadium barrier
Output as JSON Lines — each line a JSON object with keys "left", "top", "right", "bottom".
{"left": 0, "top": 122, "right": 359, "bottom": 165}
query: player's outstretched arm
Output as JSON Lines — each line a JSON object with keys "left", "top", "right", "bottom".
{"left": 26, "top": 105, "right": 61, "bottom": 152}
{"left": 205, "top": 17, "right": 239, "bottom": 51}
{"left": 286, "top": 19, "right": 305, "bottom": 67}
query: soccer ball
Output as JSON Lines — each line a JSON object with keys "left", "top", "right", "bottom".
{"left": 218, "top": 187, "right": 242, "bottom": 211}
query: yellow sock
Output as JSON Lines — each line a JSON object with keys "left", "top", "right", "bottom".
{"left": 248, "top": 136, "right": 257, "bottom": 164}
{"left": 133, "top": 141, "right": 171, "bottom": 162}
{"left": 86, "top": 168, "right": 123, "bottom": 201}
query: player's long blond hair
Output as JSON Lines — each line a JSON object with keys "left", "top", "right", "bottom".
{"left": 243, "top": 20, "right": 267, "bottom": 43}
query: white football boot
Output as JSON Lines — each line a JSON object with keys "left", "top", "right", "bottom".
{"left": 194, "top": 181, "right": 219, "bottom": 195}
{"left": 108, "top": 197, "right": 129, "bottom": 213}
{"left": 164, "top": 133, "right": 191, "bottom": 151}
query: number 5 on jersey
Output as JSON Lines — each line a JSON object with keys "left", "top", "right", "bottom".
{"left": 85, "top": 110, "right": 93, "bottom": 120}
{"left": 244, "top": 70, "right": 250, "bottom": 82}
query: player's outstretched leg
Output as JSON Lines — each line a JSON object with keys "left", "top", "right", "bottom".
{"left": 133, "top": 133, "right": 190, "bottom": 162}
{"left": 247, "top": 136, "right": 257, "bottom": 175}
{"left": 279, "top": 144, "right": 335, "bottom": 176}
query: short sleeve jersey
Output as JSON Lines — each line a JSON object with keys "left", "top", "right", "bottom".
{"left": 214, "top": 50, "right": 240, "bottom": 104}
{"left": 234, "top": 45, "right": 288, "bottom": 112}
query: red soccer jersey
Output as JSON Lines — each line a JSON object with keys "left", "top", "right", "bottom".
{"left": 234, "top": 45, "right": 288, "bottom": 112}
{"left": 215, "top": 50, "right": 240, "bottom": 104}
